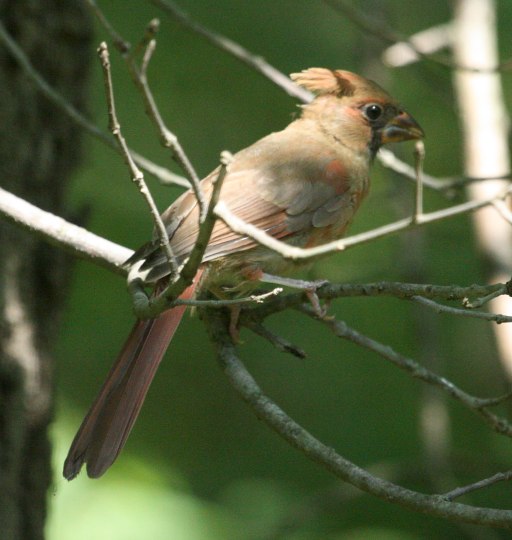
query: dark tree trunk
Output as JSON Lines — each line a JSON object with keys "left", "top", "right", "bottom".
{"left": 0, "top": 2, "right": 91, "bottom": 538}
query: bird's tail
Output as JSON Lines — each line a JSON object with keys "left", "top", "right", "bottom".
{"left": 63, "top": 277, "right": 199, "bottom": 480}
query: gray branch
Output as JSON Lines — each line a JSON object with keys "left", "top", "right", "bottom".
{"left": 0, "top": 187, "right": 130, "bottom": 274}
{"left": 205, "top": 307, "right": 512, "bottom": 529}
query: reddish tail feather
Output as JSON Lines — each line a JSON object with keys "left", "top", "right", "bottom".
{"left": 63, "top": 277, "right": 199, "bottom": 480}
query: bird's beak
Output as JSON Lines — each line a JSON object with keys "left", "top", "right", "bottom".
{"left": 381, "top": 110, "right": 424, "bottom": 144}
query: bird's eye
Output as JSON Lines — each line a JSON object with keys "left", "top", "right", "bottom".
{"left": 363, "top": 103, "right": 383, "bottom": 121}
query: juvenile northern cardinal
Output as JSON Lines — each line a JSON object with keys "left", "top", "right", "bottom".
{"left": 64, "top": 68, "right": 423, "bottom": 479}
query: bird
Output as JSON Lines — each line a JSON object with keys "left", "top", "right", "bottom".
{"left": 63, "top": 67, "right": 424, "bottom": 480}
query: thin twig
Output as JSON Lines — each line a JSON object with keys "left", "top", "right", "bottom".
{"left": 140, "top": 27, "right": 158, "bottom": 76}
{"left": 165, "top": 152, "right": 231, "bottom": 289}
{"left": 412, "top": 295, "right": 512, "bottom": 324}
{"left": 98, "top": 42, "right": 179, "bottom": 277}
{"left": 204, "top": 308, "right": 512, "bottom": 529}
{"left": 382, "top": 23, "right": 452, "bottom": 68}
{"left": 149, "top": 0, "right": 313, "bottom": 102}
{"left": 464, "top": 287, "right": 506, "bottom": 309}
{"left": 476, "top": 392, "right": 512, "bottom": 408}
{"left": 301, "top": 306, "right": 512, "bottom": 438}
{"left": 134, "top": 152, "right": 232, "bottom": 319}
{"left": 378, "top": 149, "right": 511, "bottom": 193}
{"left": 171, "top": 287, "right": 283, "bottom": 308}
{"left": 246, "top": 321, "right": 307, "bottom": 359}
{"left": 323, "top": 0, "right": 505, "bottom": 73}
{"left": 413, "top": 140, "right": 425, "bottom": 221}
{"left": 492, "top": 200, "right": 512, "bottom": 225}
{"left": 442, "top": 471, "right": 512, "bottom": 501}
{"left": 86, "top": 4, "right": 206, "bottom": 215}
{"left": 215, "top": 186, "right": 512, "bottom": 262}
{"left": 0, "top": 19, "right": 188, "bottom": 189}
{"left": 241, "top": 281, "right": 505, "bottom": 323}
{"left": 127, "top": 32, "right": 206, "bottom": 217}
{"left": 85, "top": 0, "right": 130, "bottom": 52}
{"left": 377, "top": 148, "right": 456, "bottom": 193}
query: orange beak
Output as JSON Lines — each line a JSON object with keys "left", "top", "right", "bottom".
{"left": 381, "top": 110, "right": 424, "bottom": 144}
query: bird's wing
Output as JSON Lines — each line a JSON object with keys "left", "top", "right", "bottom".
{"left": 130, "top": 128, "right": 361, "bottom": 282}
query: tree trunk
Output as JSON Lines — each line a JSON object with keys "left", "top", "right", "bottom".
{"left": 0, "top": 2, "right": 91, "bottom": 538}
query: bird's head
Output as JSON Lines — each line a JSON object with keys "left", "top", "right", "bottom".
{"left": 291, "top": 68, "right": 424, "bottom": 157}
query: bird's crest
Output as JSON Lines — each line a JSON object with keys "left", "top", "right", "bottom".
{"left": 290, "top": 68, "right": 360, "bottom": 97}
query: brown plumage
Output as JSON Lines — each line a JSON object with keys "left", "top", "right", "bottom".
{"left": 63, "top": 68, "right": 423, "bottom": 480}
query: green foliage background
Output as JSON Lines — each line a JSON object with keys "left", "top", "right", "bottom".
{"left": 48, "top": 1, "right": 512, "bottom": 538}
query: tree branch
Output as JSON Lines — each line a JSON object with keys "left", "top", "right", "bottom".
{"left": 133, "top": 152, "right": 232, "bottom": 319}
{"left": 98, "top": 41, "right": 179, "bottom": 277}
{"left": 0, "top": 19, "right": 188, "bottom": 189}
{"left": 205, "top": 307, "right": 512, "bottom": 529}
{"left": 0, "top": 187, "right": 130, "bottom": 274}
{"left": 215, "top": 185, "right": 512, "bottom": 262}
{"left": 412, "top": 295, "right": 512, "bottom": 323}
{"left": 301, "top": 306, "right": 512, "bottom": 438}
{"left": 442, "top": 471, "right": 512, "bottom": 501}
{"left": 148, "top": 0, "right": 313, "bottom": 102}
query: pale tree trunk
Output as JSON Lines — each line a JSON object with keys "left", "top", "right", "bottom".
{"left": 452, "top": 0, "right": 512, "bottom": 376}
{"left": 0, "top": 2, "right": 91, "bottom": 538}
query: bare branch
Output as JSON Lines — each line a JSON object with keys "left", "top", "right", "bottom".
{"left": 128, "top": 282, "right": 285, "bottom": 318}
{"left": 125, "top": 32, "right": 206, "bottom": 217}
{"left": 476, "top": 392, "right": 512, "bottom": 408}
{"left": 240, "top": 281, "right": 506, "bottom": 324}
{"left": 86, "top": 4, "right": 205, "bottom": 211}
{"left": 442, "top": 471, "right": 512, "bottom": 501}
{"left": 204, "top": 307, "right": 512, "bottom": 529}
{"left": 412, "top": 295, "right": 512, "bottom": 324}
{"left": 139, "top": 27, "right": 158, "bottom": 76}
{"left": 413, "top": 140, "right": 426, "bottom": 221}
{"left": 171, "top": 287, "right": 283, "bottom": 308}
{"left": 0, "top": 19, "right": 188, "bottom": 189}
{"left": 383, "top": 24, "right": 452, "bottom": 67}
{"left": 215, "top": 186, "right": 512, "bottom": 262}
{"left": 302, "top": 307, "right": 512, "bottom": 438}
{"left": 492, "top": 200, "right": 512, "bottom": 225}
{"left": 162, "top": 153, "right": 231, "bottom": 292}
{"left": 149, "top": 0, "right": 313, "bottom": 102}
{"left": 85, "top": 0, "right": 129, "bottom": 53}
{"left": 324, "top": 0, "right": 506, "bottom": 73}
{"left": 98, "top": 42, "right": 179, "bottom": 277}
{"left": 246, "top": 321, "right": 307, "bottom": 359}
{"left": 0, "top": 187, "right": 130, "bottom": 274}
{"left": 322, "top": 0, "right": 455, "bottom": 69}
{"left": 377, "top": 149, "right": 460, "bottom": 193}
{"left": 463, "top": 286, "right": 507, "bottom": 309}
{"left": 133, "top": 152, "right": 232, "bottom": 319}
{"left": 377, "top": 149, "right": 510, "bottom": 193}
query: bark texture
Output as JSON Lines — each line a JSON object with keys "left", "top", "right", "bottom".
{"left": 0, "top": 2, "right": 91, "bottom": 538}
